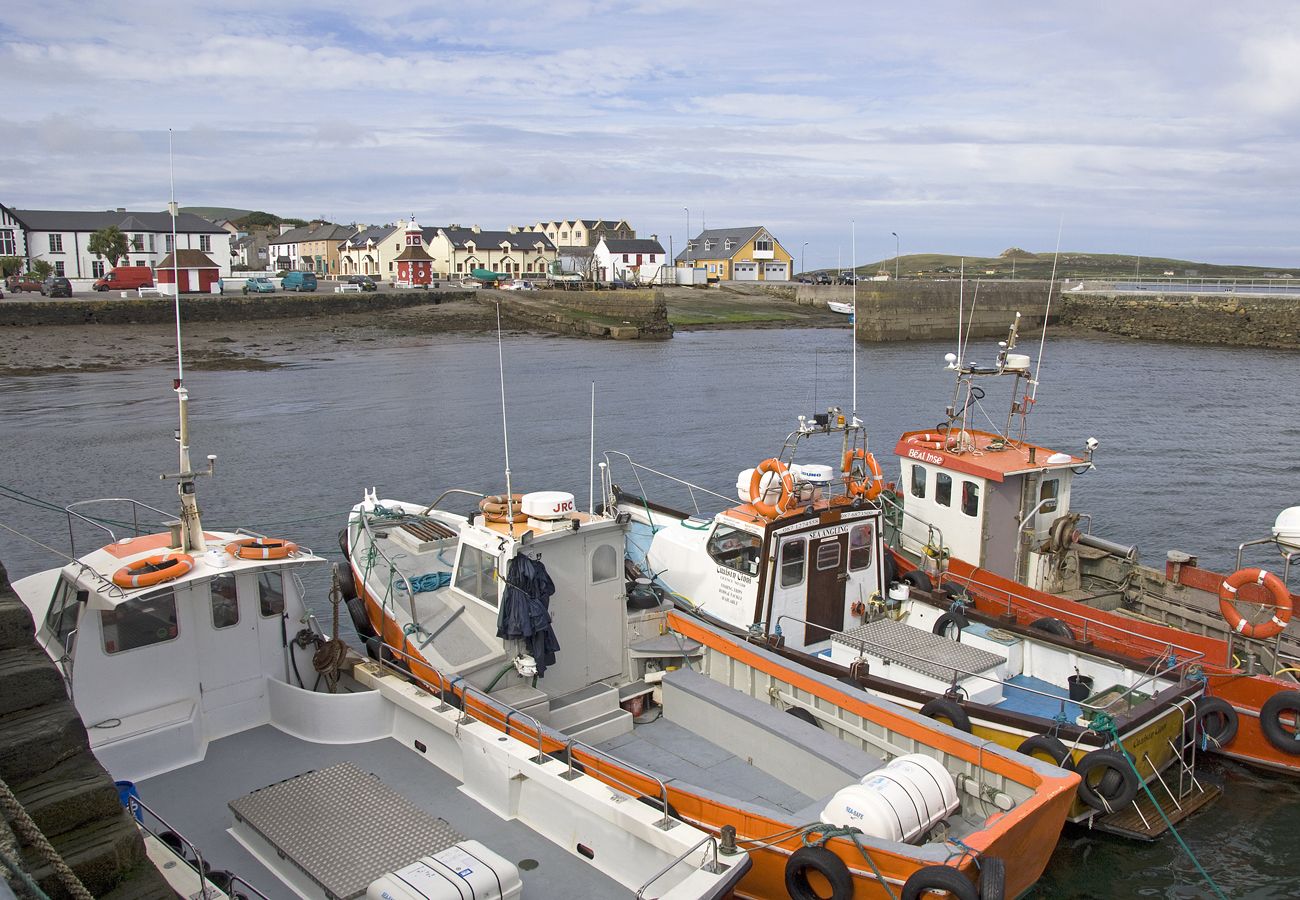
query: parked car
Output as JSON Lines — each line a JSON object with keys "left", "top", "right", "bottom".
{"left": 93, "top": 265, "right": 154, "bottom": 291}
{"left": 795, "top": 276, "right": 813, "bottom": 284}
{"left": 346, "top": 275, "right": 378, "bottom": 291}
{"left": 9, "top": 275, "right": 43, "bottom": 293}
{"left": 609, "top": 279, "right": 634, "bottom": 289}
{"left": 814, "top": 273, "right": 832, "bottom": 285}
{"left": 837, "top": 273, "right": 861, "bottom": 285}
{"left": 500, "top": 280, "right": 537, "bottom": 291}
{"left": 280, "top": 272, "right": 318, "bottom": 292}
{"left": 40, "top": 276, "right": 73, "bottom": 298}
{"left": 242, "top": 277, "right": 276, "bottom": 294}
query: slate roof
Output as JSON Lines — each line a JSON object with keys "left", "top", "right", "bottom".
{"left": 268, "top": 224, "right": 315, "bottom": 245}
{"left": 674, "top": 226, "right": 766, "bottom": 263}
{"left": 302, "top": 223, "right": 355, "bottom": 243}
{"left": 156, "top": 249, "right": 220, "bottom": 269}
{"left": 341, "top": 225, "right": 395, "bottom": 248}
{"left": 11, "top": 208, "right": 225, "bottom": 234}
{"left": 602, "top": 238, "right": 664, "bottom": 254}
{"left": 442, "top": 228, "right": 555, "bottom": 251}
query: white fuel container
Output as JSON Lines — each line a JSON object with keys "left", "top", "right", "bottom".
{"left": 820, "top": 754, "right": 960, "bottom": 843}
{"left": 366, "top": 840, "right": 523, "bottom": 899}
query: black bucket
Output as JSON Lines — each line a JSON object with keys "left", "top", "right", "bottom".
{"left": 1068, "top": 674, "right": 1094, "bottom": 701}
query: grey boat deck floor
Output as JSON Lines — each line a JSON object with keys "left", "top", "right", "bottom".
{"left": 596, "top": 716, "right": 815, "bottom": 818}
{"left": 137, "top": 724, "right": 622, "bottom": 900}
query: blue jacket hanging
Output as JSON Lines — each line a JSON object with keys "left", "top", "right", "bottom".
{"left": 496, "top": 554, "right": 561, "bottom": 676}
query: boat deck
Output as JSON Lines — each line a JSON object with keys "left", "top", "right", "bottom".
{"left": 597, "top": 717, "right": 816, "bottom": 818}
{"left": 137, "top": 724, "right": 622, "bottom": 899}
{"left": 998, "top": 674, "right": 1082, "bottom": 721}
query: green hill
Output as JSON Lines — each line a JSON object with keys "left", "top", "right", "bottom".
{"left": 845, "top": 249, "right": 1297, "bottom": 281}
{"left": 181, "top": 206, "right": 255, "bottom": 222}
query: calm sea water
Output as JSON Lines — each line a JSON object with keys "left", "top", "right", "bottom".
{"left": 1, "top": 328, "right": 1297, "bottom": 898}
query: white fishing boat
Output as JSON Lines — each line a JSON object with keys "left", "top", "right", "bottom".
{"left": 827, "top": 301, "right": 854, "bottom": 315}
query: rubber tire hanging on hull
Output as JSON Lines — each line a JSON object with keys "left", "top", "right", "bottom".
{"left": 785, "top": 846, "right": 853, "bottom": 900}
{"left": 1016, "top": 734, "right": 1075, "bottom": 770}
{"left": 1028, "top": 617, "right": 1075, "bottom": 641}
{"left": 787, "top": 706, "right": 823, "bottom": 729}
{"left": 1259, "top": 690, "right": 1300, "bottom": 755}
{"left": 920, "top": 696, "right": 971, "bottom": 732}
{"left": 346, "top": 595, "right": 378, "bottom": 640}
{"left": 1188, "top": 695, "right": 1238, "bottom": 749}
{"left": 978, "top": 857, "right": 1006, "bottom": 900}
{"left": 882, "top": 550, "right": 898, "bottom": 588}
{"left": 901, "top": 865, "right": 977, "bottom": 900}
{"left": 902, "top": 569, "right": 933, "bottom": 592}
{"left": 933, "top": 610, "right": 969, "bottom": 638}
{"left": 1075, "top": 749, "right": 1139, "bottom": 811}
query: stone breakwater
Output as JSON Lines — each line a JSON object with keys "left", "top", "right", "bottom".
{"left": 1058, "top": 291, "right": 1300, "bottom": 350}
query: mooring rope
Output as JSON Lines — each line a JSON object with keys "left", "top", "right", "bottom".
{"left": 0, "top": 775, "right": 93, "bottom": 900}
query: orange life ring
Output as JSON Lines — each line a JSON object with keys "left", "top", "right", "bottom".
{"left": 842, "top": 449, "right": 884, "bottom": 500}
{"left": 1218, "top": 567, "right": 1292, "bottom": 640}
{"left": 226, "top": 537, "right": 299, "bottom": 560}
{"left": 748, "top": 458, "right": 793, "bottom": 519}
{"left": 111, "top": 551, "right": 195, "bottom": 589}
{"left": 913, "top": 432, "right": 951, "bottom": 451}
{"left": 480, "top": 493, "right": 523, "bottom": 522}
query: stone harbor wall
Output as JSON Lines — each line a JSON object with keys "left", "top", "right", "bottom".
{"left": 487, "top": 289, "right": 672, "bottom": 340}
{"left": 1057, "top": 291, "right": 1300, "bottom": 350}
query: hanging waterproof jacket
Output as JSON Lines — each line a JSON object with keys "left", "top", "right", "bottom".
{"left": 497, "top": 554, "right": 561, "bottom": 676}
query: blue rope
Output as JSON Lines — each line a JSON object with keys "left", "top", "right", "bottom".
{"left": 396, "top": 572, "right": 452, "bottom": 593}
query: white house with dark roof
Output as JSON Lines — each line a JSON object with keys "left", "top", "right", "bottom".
{"left": 1, "top": 205, "right": 230, "bottom": 285}
{"left": 339, "top": 225, "right": 400, "bottom": 277}
{"left": 526, "top": 219, "right": 635, "bottom": 248}
{"left": 593, "top": 236, "right": 667, "bottom": 284}
{"left": 267, "top": 223, "right": 314, "bottom": 272}
{"left": 428, "top": 225, "right": 556, "bottom": 278}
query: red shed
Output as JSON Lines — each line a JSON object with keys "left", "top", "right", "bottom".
{"left": 393, "top": 216, "right": 435, "bottom": 286}
{"left": 155, "top": 249, "right": 222, "bottom": 294}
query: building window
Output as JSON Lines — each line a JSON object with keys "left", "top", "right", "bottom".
{"left": 148, "top": 234, "right": 156, "bottom": 252}
{"left": 101, "top": 590, "right": 178, "bottom": 654}
{"left": 648, "top": 254, "right": 656, "bottom": 262}
{"left": 707, "top": 525, "right": 762, "bottom": 576}
{"left": 935, "top": 473, "right": 952, "bottom": 507}
{"left": 211, "top": 574, "right": 239, "bottom": 629}
{"left": 454, "top": 544, "right": 499, "bottom": 608}
{"left": 623, "top": 254, "right": 629, "bottom": 262}
{"left": 48, "top": 234, "right": 63, "bottom": 252}
{"left": 134, "top": 260, "right": 144, "bottom": 267}
{"left": 849, "top": 523, "right": 873, "bottom": 570}
{"left": 961, "top": 481, "right": 980, "bottom": 518}
{"left": 258, "top": 572, "right": 285, "bottom": 617}
{"left": 54, "top": 261, "right": 65, "bottom": 276}
{"left": 166, "top": 235, "right": 174, "bottom": 252}
{"left": 725, "top": 239, "right": 734, "bottom": 250}
{"left": 131, "top": 234, "right": 144, "bottom": 251}
{"left": 92, "top": 261, "right": 105, "bottom": 278}
{"left": 910, "top": 464, "right": 927, "bottom": 499}
{"left": 755, "top": 238, "right": 773, "bottom": 253}
{"left": 708, "top": 264, "right": 716, "bottom": 273}
{"left": 0, "top": 229, "right": 15, "bottom": 256}
{"left": 200, "top": 235, "right": 212, "bottom": 252}
{"left": 780, "top": 538, "right": 806, "bottom": 587}
{"left": 1039, "top": 478, "right": 1059, "bottom": 514}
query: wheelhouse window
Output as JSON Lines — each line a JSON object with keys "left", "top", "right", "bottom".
{"left": 961, "top": 481, "right": 981, "bottom": 517}
{"left": 707, "top": 525, "right": 762, "bottom": 576}
{"left": 848, "top": 523, "right": 873, "bottom": 570}
{"left": 910, "top": 464, "right": 927, "bottom": 499}
{"left": 935, "top": 473, "right": 952, "bottom": 507}
{"left": 1039, "top": 478, "right": 1059, "bottom": 514}
{"left": 815, "top": 540, "right": 842, "bottom": 571}
{"left": 455, "top": 544, "right": 499, "bottom": 608}
{"left": 45, "top": 577, "right": 86, "bottom": 649}
{"left": 101, "top": 590, "right": 178, "bottom": 654}
{"left": 211, "top": 574, "right": 239, "bottom": 629}
{"left": 591, "top": 544, "right": 618, "bottom": 583}
{"left": 258, "top": 571, "right": 285, "bottom": 617}
{"left": 779, "top": 538, "right": 806, "bottom": 587}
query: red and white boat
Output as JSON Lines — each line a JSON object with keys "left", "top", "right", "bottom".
{"left": 884, "top": 317, "right": 1300, "bottom": 775}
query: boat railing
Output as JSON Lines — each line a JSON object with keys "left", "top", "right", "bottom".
{"left": 63, "top": 497, "right": 173, "bottom": 556}
{"left": 126, "top": 794, "right": 272, "bottom": 900}
{"left": 1235, "top": 535, "right": 1297, "bottom": 584}
{"left": 775, "top": 613, "right": 1196, "bottom": 718}
{"left": 636, "top": 833, "right": 724, "bottom": 898}
{"left": 352, "top": 508, "right": 420, "bottom": 629}
{"left": 938, "top": 569, "right": 1213, "bottom": 665}
{"left": 878, "top": 492, "right": 945, "bottom": 562}
{"left": 421, "top": 487, "right": 485, "bottom": 516}
{"left": 602, "top": 451, "right": 735, "bottom": 520}
{"left": 369, "top": 640, "right": 678, "bottom": 829}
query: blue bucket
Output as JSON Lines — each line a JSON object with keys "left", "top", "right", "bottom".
{"left": 115, "top": 780, "right": 142, "bottom": 822}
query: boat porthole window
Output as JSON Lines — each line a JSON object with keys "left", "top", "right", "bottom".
{"left": 258, "top": 571, "right": 285, "bottom": 617}
{"left": 780, "top": 538, "right": 806, "bottom": 587}
{"left": 849, "top": 524, "right": 873, "bottom": 570}
{"left": 1040, "top": 478, "right": 1059, "bottom": 514}
{"left": 591, "top": 544, "right": 618, "bottom": 583}
{"left": 935, "top": 473, "right": 952, "bottom": 507}
{"left": 815, "top": 540, "right": 841, "bottom": 571}
{"left": 910, "top": 464, "right": 927, "bottom": 499}
{"left": 211, "top": 574, "right": 239, "bottom": 629}
{"left": 961, "top": 481, "right": 981, "bottom": 518}
{"left": 101, "top": 590, "right": 179, "bottom": 655}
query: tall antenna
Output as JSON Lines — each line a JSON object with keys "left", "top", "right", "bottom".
{"left": 495, "top": 302, "right": 515, "bottom": 528}
{"left": 588, "top": 381, "right": 595, "bottom": 515}
{"left": 1030, "top": 217, "right": 1064, "bottom": 402}
{"left": 168, "top": 128, "right": 182, "bottom": 384}
{"left": 850, "top": 219, "right": 857, "bottom": 417}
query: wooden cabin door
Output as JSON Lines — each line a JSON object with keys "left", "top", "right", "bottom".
{"left": 806, "top": 532, "right": 848, "bottom": 645}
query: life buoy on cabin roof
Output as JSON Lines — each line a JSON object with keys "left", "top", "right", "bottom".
{"left": 1218, "top": 567, "right": 1292, "bottom": 640}
{"left": 747, "top": 458, "right": 793, "bottom": 519}
{"left": 842, "top": 448, "right": 883, "bottom": 500}
{"left": 111, "top": 551, "right": 195, "bottom": 589}
{"left": 227, "top": 537, "right": 299, "bottom": 560}
{"left": 480, "top": 493, "right": 523, "bottom": 523}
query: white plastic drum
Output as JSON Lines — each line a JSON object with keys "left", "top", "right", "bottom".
{"left": 736, "top": 468, "right": 784, "bottom": 505}
{"left": 820, "top": 754, "right": 959, "bottom": 844}
{"left": 1274, "top": 506, "right": 1300, "bottom": 551}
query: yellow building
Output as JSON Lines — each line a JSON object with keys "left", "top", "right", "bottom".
{"left": 298, "top": 223, "right": 355, "bottom": 275}
{"left": 674, "top": 226, "right": 793, "bottom": 281}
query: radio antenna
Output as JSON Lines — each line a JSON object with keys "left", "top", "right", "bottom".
{"left": 850, "top": 219, "right": 858, "bottom": 418}
{"left": 495, "top": 302, "right": 515, "bottom": 528}
{"left": 1031, "top": 217, "right": 1064, "bottom": 403}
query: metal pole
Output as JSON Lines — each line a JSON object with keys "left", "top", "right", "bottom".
{"left": 801, "top": 241, "right": 807, "bottom": 277}
{"left": 891, "top": 232, "right": 899, "bottom": 281}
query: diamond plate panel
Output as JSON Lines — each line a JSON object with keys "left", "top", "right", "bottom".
{"left": 835, "top": 617, "right": 1004, "bottom": 681}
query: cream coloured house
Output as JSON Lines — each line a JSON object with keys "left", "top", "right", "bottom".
{"left": 525, "top": 219, "right": 634, "bottom": 248}
{"left": 428, "top": 225, "right": 556, "bottom": 277}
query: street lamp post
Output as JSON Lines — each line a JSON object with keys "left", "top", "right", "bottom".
{"left": 683, "top": 208, "right": 690, "bottom": 269}
{"left": 802, "top": 241, "right": 808, "bottom": 278}
{"left": 891, "top": 232, "right": 899, "bottom": 281}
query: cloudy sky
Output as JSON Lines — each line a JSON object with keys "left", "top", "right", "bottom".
{"left": 3, "top": 2, "right": 1298, "bottom": 268}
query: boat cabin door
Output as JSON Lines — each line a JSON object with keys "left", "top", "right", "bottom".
{"left": 805, "top": 531, "right": 848, "bottom": 645}
{"left": 189, "top": 572, "right": 264, "bottom": 733}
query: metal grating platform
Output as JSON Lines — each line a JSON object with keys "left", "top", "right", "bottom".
{"left": 229, "top": 762, "right": 463, "bottom": 900}
{"left": 402, "top": 519, "right": 457, "bottom": 542}
{"left": 834, "top": 617, "right": 1004, "bottom": 681}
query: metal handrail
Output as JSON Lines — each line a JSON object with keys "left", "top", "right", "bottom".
{"left": 603, "top": 451, "right": 735, "bottom": 519}
{"left": 775, "top": 612, "right": 1196, "bottom": 717}
{"left": 636, "top": 834, "right": 722, "bottom": 898}
{"left": 64, "top": 497, "right": 173, "bottom": 555}
{"left": 127, "top": 794, "right": 272, "bottom": 900}
{"left": 879, "top": 492, "right": 945, "bottom": 562}
{"left": 353, "top": 508, "right": 421, "bottom": 629}
{"left": 421, "top": 488, "right": 486, "bottom": 516}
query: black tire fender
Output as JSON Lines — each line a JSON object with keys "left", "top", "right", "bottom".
{"left": 979, "top": 856, "right": 1006, "bottom": 900}
{"left": 1015, "top": 734, "right": 1075, "bottom": 770}
{"left": 902, "top": 569, "right": 933, "bottom": 592}
{"left": 882, "top": 549, "right": 898, "bottom": 588}
{"left": 933, "top": 612, "right": 965, "bottom": 639}
{"left": 1028, "top": 617, "right": 1075, "bottom": 641}
{"left": 345, "top": 595, "right": 378, "bottom": 639}
{"left": 920, "top": 696, "right": 971, "bottom": 732}
{"left": 901, "top": 864, "right": 978, "bottom": 900}
{"left": 786, "top": 845, "right": 853, "bottom": 900}
{"left": 1075, "top": 748, "right": 1139, "bottom": 811}
{"left": 1259, "top": 690, "right": 1300, "bottom": 755}
{"left": 1189, "top": 695, "right": 1238, "bottom": 748}
{"left": 786, "top": 706, "right": 823, "bottom": 729}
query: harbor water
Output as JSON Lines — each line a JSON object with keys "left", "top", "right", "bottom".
{"left": 1, "top": 327, "right": 1297, "bottom": 898}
